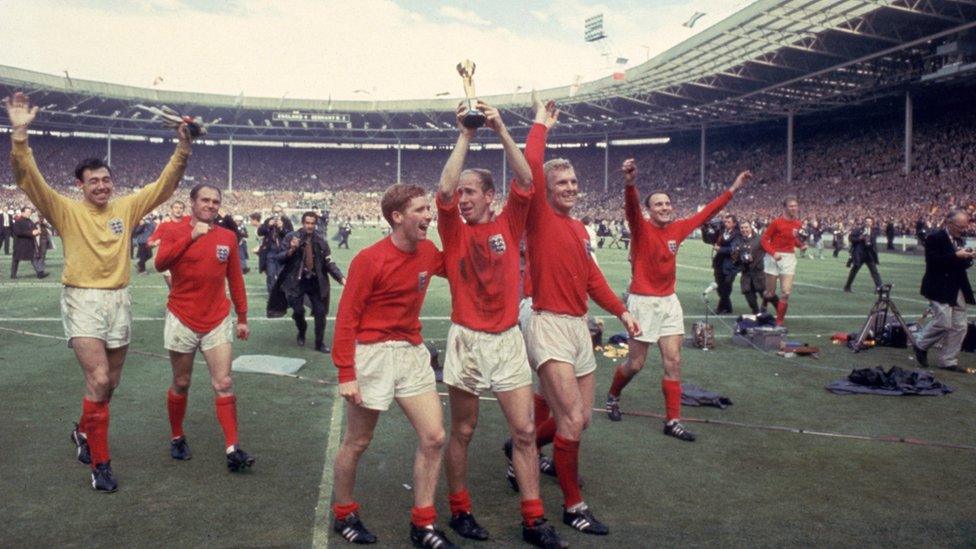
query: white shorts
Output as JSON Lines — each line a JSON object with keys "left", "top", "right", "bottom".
{"left": 763, "top": 253, "right": 797, "bottom": 276}
{"left": 354, "top": 341, "right": 436, "bottom": 411}
{"left": 525, "top": 311, "right": 597, "bottom": 377}
{"left": 628, "top": 293, "right": 685, "bottom": 344}
{"left": 61, "top": 287, "right": 132, "bottom": 349}
{"left": 164, "top": 310, "right": 234, "bottom": 354}
{"left": 443, "top": 324, "right": 532, "bottom": 395}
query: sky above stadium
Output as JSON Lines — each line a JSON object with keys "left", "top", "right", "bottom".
{"left": 5, "top": 0, "right": 755, "bottom": 101}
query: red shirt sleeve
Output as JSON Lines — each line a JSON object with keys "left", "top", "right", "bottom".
{"left": 672, "top": 190, "right": 733, "bottom": 241}
{"left": 331, "top": 253, "right": 377, "bottom": 381}
{"left": 503, "top": 177, "right": 533, "bottom": 240}
{"left": 624, "top": 185, "right": 644, "bottom": 247}
{"left": 436, "top": 191, "right": 462, "bottom": 252}
{"left": 155, "top": 228, "right": 193, "bottom": 272}
{"left": 226, "top": 238, "right": 248, "bottom": 323}
{"left": 525, "top": 123, "right": 549, "bottom": 215}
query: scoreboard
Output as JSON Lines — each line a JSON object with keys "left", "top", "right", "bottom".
{"left": 272, "top": 111, "right": 350, "bottom": 123}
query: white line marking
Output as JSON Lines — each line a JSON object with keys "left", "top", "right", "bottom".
{"left": 312, "top": 388, "right": 345, "bottom": 548}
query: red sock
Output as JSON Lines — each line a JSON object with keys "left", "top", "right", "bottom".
{"left": 167, "top": 389, "right": 188, "bottom": 439}
{"left": 776, "top": 300, "right": 788, "bottom": 325}
{"left": 214, "top": 395, "right": 239, "bottom": 448}
{"left": 448, "top": 489, "right": 472, "bottom": 516}
{"left": 411, "top": 505, "right": 437, "bottom": 528}
{"left": 553, "top": 435, "right": 582, "bottom": 508}
{"left": 532, "top": 393, "right": 550, "bottom": 426}
{"left": 520, "top": 498, "right": 545, "bottom": 526}
{"left": 609, "top": 366, "right": 633, "bottom": 398}
{"left": 333, "top": 501, "right": 359, "bottom": 520}
{"left": 82, "top": 398, "right": 110, "bottom": 467}
{"left": 662, "top": 379, "right": 682, "bottom": 421}
{"left": 536, "top": 417, "right": 557, "bottom": 448}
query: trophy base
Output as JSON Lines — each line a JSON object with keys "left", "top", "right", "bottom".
{"left": 461, "top": 111, "right": 486, "bottom": 129}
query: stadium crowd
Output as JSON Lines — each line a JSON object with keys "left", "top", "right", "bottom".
{"left": 3, "top": 102, "right": 975, "bottom": 238}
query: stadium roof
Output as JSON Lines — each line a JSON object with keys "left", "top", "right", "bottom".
{"left": 2, "top": 0, "right": 975, "bottom": 143}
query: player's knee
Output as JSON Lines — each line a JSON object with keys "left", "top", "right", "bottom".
{"left": 563, "top": 408, "right": 586, "bottom": 437}
{"left": 420, "top": 427, "right": 447, "bottom": 452}
{"left": 510, "top": 421, "right": 536, "bottom": 451}
{"left": 211, "top": 375, "right": 233, "bottom": 395}
{"left": 87, "top": 371, "right": 111, "bottom": 393}
{"left": 451, "top": 419, "right": 477, "bottom": 445}
{"left": 343, "top": 432, "right": 374, "bottom": 456}
{"left": 172, "top": 375, "right": 191, "bottom": 392}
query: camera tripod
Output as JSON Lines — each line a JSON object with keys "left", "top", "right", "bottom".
{"left": 851, "top": 284, "right": 917, "bottom": 352}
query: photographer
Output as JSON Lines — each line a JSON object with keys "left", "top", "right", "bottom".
{"left": 843, "top": 216, "right": 883, "bottom": 292}
{"left": 914, "top": 208, "right": 975, "bottom": 373}
{"left": 711, "top": 213, "right": 739, "bottom": 314}
{"left": 733, "top": 220, "right": 765, "bottom": 314}
{"left": 257, "top": 206, "right": 292, "bottom": 292}
{"left": 271, "top": 211, "right": 344, "bottom": 353}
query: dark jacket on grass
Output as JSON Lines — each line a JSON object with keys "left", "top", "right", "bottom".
{"left": 920, "top": 229, "right": 974, "bottom": 306}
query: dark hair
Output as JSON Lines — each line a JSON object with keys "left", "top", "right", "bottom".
{"left": 783, "top": 195, "right": 798, "bottom": 207}
{"left": 644, "top": 191, "right": 671, "bottom": 209}
{"left": 189, "top": 183, "right": 222, "bottom": 201}
{"left": 74, "top": 158, "right": 112, "bottom": 181}
{"left": 249, "top": 212, "right": 262, "bottom": 221}
{"left": 301, "top": 211, "right": 319, "bottom": 223}
{"left": 460, "top": 168, "right": 494, "bottom": 193}
{"left": 381, "top": 184, "right": 427, "bottom": 226}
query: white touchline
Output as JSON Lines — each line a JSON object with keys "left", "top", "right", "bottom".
{"left": 312, "top": 387, "right": 345, "bottom": 548}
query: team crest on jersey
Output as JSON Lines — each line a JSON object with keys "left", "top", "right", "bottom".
{"left": 668, "top": 240, "right": 678, "bottom": 254}
{"left": 418, "top": 271, "right": 428, "bottom": 292}
{"left": 108, "top": 218, "right": 124, "bottom": 236}
{"left": 488, "top": 234, "right": 506, "bottom": 254}
{"left": 216, "top": 245, "right": 230, "bottom": 262}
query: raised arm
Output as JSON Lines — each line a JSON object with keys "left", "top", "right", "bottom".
{"left": 674, "top": 170, "right": 752, "bottom": 239}
{"left": 481, "top": 102, "right": 532, "bottom": 192}
{"left": 621, "top": 158, "right": 645, "bottom": 245}
{"left": 4, "top": 92, "right": 69, "bottom": 230}
{"left": 123, "top": 124, "right": 194, "bottom": 222}
{"left": 438, "top": 103, "right": 476, "bottom": 204}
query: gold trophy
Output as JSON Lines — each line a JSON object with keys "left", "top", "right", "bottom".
{"left": 456, "top": 59, "right": 486, "bottom": 129}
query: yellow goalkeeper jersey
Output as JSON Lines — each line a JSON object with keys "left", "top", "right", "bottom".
{"left": 10, "top": 137, "right": 189, "bottom": 289}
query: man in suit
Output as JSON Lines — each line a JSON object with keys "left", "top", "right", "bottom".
{"left": 734, "top": 220, "right": 766, "bottom": 314}
{"left": 271, "top": 211, "right": 344, "bottom": 353}
{"left": 711, "top": 213, "right": 740, "bottom": 314}
{"left": 843, "top": 216, "right": 883, "bottom": 292}
{"left": 11, "top": 207, "right": 47, "bottom": 279}
{"left": 914, "top": 208, "right": 975, "bottom": 373}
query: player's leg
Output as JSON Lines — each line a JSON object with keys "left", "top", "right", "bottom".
{"left": 332, "top": 402, "right": 381, "bottom": 544}
{"left": 495, "top": 385, "right": 546, "bottom": 523}
{"left": 762, "top": 269, "right": 780, "bottom": 311}
{"left": 202, "top": 339, "right": 253, "bottom": 470}
{"left": 167, "top": 350, "right": 195, "bottom": 460}
{"left": 538, "top": 361, "right": 607, "bottom": 535}
{"left": 398, "top": 390, "right": 456, "bottom": 547}
{"left": 606, "top": 338, "right": 650, "bottom": 422}
{"left": 72, "top": 338, "right": 118, "bottom": 491}
{"left": 443, "top": 386, "right": 487, "bottom": 540}
{"left": 777, "top": 273, "right": 795, "bottom": 325}
{"left": 657, "top": 334, "right": 695, "bottom": 441}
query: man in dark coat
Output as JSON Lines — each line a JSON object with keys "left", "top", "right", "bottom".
{"left": 132, "top": 215, "right": 156, "bottom": 274}
{"left": 258, "top": 206, "right": 292, "bottom": 292}
{"left": 11, "top": 207, "right": 47, "bottom": 279}
{"left": 711, "top": 213, "right": 740, "bottom": 314}
{"left": 733, "top": 220, "right": 765, "bottom": 314}
{"left": 843, "top": 216, "right": 883, "bottom": 292}
{"left": 885, "top": 220, "right": 896, "bottom": 250}
{"left": 270, "top": 211, "right": 344, "bottom": 353}
{"left": 914, "top": 208, "right": 976, "bottom": 372}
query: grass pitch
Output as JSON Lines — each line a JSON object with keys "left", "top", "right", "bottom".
{"left": 0, "top": 229, "right": 974, "bottom": 548}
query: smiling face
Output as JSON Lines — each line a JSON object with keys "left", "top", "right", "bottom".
{"left": 647, "top": 192, "right": 673, "bottom": 227}
{"left": 457, "top": 172, "right": 494, "bottom": 224}
{"left": 392, "top": 196, "right": 433, "bottom": 244}
{"left": 190, "top": 187, "right": 221, "bottom": 224}
{"left": 784, "top": 199, "right": 799, "bottom": 220}
{"left": 739, "top": 221, "right": 753, "bottom": 238}
{"left": 77, "top": 167, "right": 114, "bottom": 208}
{"left": 546, "top": 167, "right": 579, "bottom": 215}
